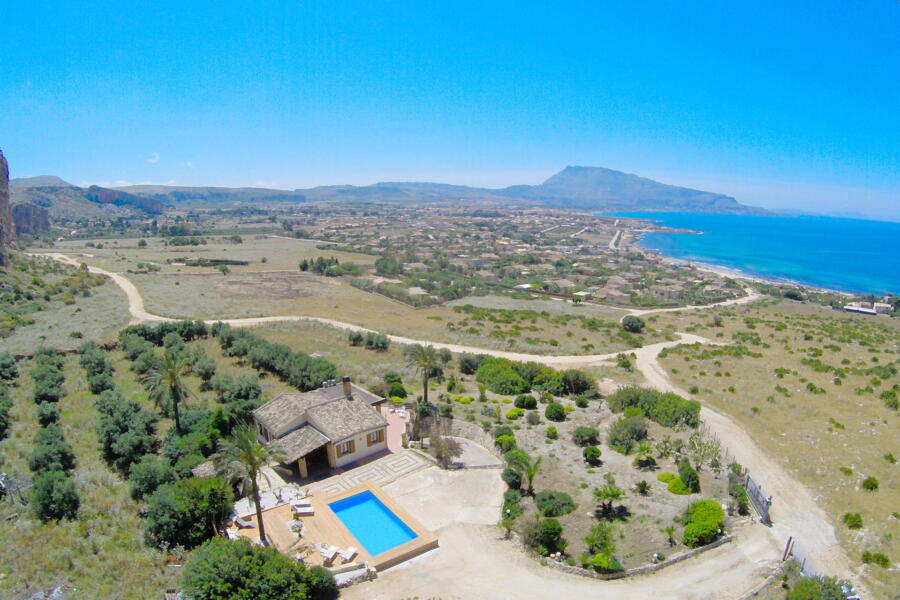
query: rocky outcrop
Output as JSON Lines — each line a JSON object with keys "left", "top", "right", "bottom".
{"left": 0, "top": 149, "right": 15, "bottom": 264}
{"left": 12, "top": 202, "right": 51, "bottom": 235}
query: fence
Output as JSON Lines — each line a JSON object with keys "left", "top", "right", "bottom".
{"left": 786, "top": 538, "right": 823, "bottom": 579}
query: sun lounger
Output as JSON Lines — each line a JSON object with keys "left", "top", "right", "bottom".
{"left": 234, "top": 517, "right": 256, "bottom": 529}
{"left": 338, "top": 546, "right": 358, "bottom": 561}
{"left": 291, "top": 499, "right": 312, "bottom": 508}
{"left": 292, "top": 506, "right": 315, "bottom": 516}
{"left": 225, "top": 529, "right": 239, "bottom": 540}
{"left": 315, "top": 542, "right": 339, "bottom": 562}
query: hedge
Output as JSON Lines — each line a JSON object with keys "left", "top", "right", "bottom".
{"left": 682, "top": 499, "right": 724, "bottom": 547}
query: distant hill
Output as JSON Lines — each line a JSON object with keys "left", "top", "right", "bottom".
{"left": 9, "top": 165, "right": 766, "bottom": 216}
{"left": 116, "top": 184, "right": 307, "bottom": 205}
{"left": 500, "top": 166, "right": 763, "bottom": 213}
{"left": 10, "top": 175, "right": 74, "bottom": 188}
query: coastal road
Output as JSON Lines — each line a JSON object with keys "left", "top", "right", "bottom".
{"left": 32, "top": 252, "right": 861, "bottom": 596}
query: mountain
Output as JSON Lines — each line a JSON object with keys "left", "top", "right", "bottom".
{"left": 115, "top": 184, "right": 307, "bottom": 205}
{"left": 11, "top": 181, "right": 163, "bottom": 219}
{"left": 0, "top": 150, "right": 14, "bottom": 263}
{"left": 500, "top": 166, "right": 764, "bottom": 213}
{"left": 10, "top": 175, "right": 74, "bottom": 188}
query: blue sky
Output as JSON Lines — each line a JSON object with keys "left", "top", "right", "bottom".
{"left": 2, "top": 1, "right": 898, "bottom": 219}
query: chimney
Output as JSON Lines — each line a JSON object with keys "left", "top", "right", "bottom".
{"left": 342, "top": 375, "right": 352, "bottom": 398}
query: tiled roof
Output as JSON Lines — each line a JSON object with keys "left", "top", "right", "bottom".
{"left": 252, "top": 393, "right": 322, "bottom": 433}
{"left": 272, "top": 426, "right": 329, "bottom": 464}
{"left": 308, "top": 398, "right": 386, "bottom": 442}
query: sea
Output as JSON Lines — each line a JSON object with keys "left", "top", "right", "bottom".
{"left": 604, "top": 212, "right": 900, "bottom": 295}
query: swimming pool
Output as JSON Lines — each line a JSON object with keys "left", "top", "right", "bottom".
{"left": 329, "top": 490, "right": 417, "bottom": 556}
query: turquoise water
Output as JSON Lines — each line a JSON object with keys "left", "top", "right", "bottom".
{"left": 606, "top": 212, "right": 900, "bottom": 294}
{"left": 329, "top": 490, "right": 417, "bottom": 555}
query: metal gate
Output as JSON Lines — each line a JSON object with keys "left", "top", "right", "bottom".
{"left": 744, "top": 471, "right": 772, "bottom": 524}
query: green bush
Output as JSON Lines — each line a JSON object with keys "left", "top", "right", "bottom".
{"left": 493, "top": 425, "right": 514, "bottom": 439}
{"left": 590, "top": 552, "right": 623, "bottom": 573}
{"left": 144, "top": 477, "right": 233, "bottom": 549}
{"left": 677, "top": 457, "right": 701, "bottom": 493}
{"left": 572, "top": 426, "right": 599, "bottom": 447}
{"left": 495, "top": 434, "right": 518, "bottom": 452}
{"left": 667, "top": 477, "right": 691, "bottom": 495}
{"left": 657, "top": 472, "right": 675, "bottom": 483}
{"left": 535, "top": 490, "right": 577, "bottom": 517}
{"left": 861, "top": 551, "right": 890, "bottom": 568}
{"left": 544, "top": 402, "right": 566, "bottom": 422}
{"left": 574, "top": 394, "right": 589, "bottom": 408}
{"left": 476, "top": 357, "right": 529, "bottom": 395}
{"left": 181, "top": 537, "right": 337, "bottom": 600}
{"left": 861, "top": 476, "right": 879, "bottom": 491}
{"left": 607, "top": 414, "right": 647, "bottom": 454}
{"left": 786, "top": 576, "right": 856, "bottom": 600}
{"left": 36, "top": 401, "right": 60, "bottom": 426}
{"left": 28, "top": 423, "right": 77, "bottom": 474}
{"left": 502, "top": 467, "right": 522, "bottom": 490}
{"left": 29, "top": 469, "right": 80, "bottom": 522}
{"left": 505, "top": 407, "right": 524, "bottom": 420}
{"left": 502, "top": 488, "right": 523, "bottom": 519}
{"left": 621, "top": 315, "right": 645, "bottom": 333}
{"left": 388, "top": 381, "right": 407, "bottom": 399}
{"left": 682, "top": 499, "right": 724, "bottom": 547}
{"left": 0, "top": 387, "right": 10, "bottom": 440}
{"left": 129, "top": 454, "right": 177, "bottom": 501}
{"left": 95, "top": 389, "right": 160, "bottom": 475}
{"left": 514, "top": 395, "right": 537, "bottom": 410}
{"left": 0, "top": 352, "right": 19, "bottom": 381}
{"left": 606, "top": 386, "right": 700, "bottom": 428}
{"left": 528, "top": 518, "right": 567, "bottom": 555}
{"left": 842, "top": 512, "right": 863, "bottom": 529}
{"left": 583, "top": 445, "right": 601, "bottom": 465}
{"left": 546, "top": 426, "right": 558, "bottom": 439}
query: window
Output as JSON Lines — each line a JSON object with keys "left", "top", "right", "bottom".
{"left": 336, "top": 440, "right": 355, "bottom": 458}
{"left": 367, "top": 429, "right": 385, "bottom": 447}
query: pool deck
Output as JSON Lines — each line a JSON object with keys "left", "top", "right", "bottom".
{"left": 231, "top": 480, "right": 437, "bottom": 571}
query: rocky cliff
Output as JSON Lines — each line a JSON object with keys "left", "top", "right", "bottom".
{"left": 12, "top": 202, "right": 51, "bottom": 235}
{"left": 0, "top": 149, "right": 15, "bottom": 264}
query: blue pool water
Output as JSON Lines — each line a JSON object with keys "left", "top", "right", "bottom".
{"left": 605, "top": 212, "right": 900, "bottom": 294}
{"left": 329, "top": 491, "right": 417, "bottom": 555}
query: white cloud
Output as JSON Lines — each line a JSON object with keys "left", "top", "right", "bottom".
{"left": 147, "top": 152, "right": 159, "bottom": 164}
{"left": 185, "top": 161, "right": 194, "bottom": 168}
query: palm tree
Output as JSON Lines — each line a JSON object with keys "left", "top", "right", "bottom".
{"left": 506, "top": 450, "right": 542, "bottom": 496}
{"left": 213, "top": 421, "right": 284, "bottom": 546}
{"left": 141, "top": 348, "right": 191, "bottom": 434}
{"left": 404, "top": 344, "right": 442, "bottom": 439}
{"left": 593, "top": 473, "right": 624, "bottom": 519}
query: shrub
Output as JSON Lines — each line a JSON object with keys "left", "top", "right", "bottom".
{"left": 584, "top": 521, "right": 616, "bottom": 555}
{"left": 677, "top": 458, "right": 701, "bottom": 493}
{"left": 458, "top": 353, "right": 486, "bottom": 375}
{"left": 861, "top": 477, "right": 879, "bottom": 491}
{"left": 546, "top": 426, "right": 558, "bottom": 439}
{"left": 842, "top": 512, "right": 863, "bottom": 529}
{"left": 861, "top": 551, "right": 890, "bottom": 568}
{"left": 527, "top": 518, "right": 567, "bottom": 555}
{"left": 388, "top": 381, "right": 408, "bottom": 399}
{"left": 502, "top": 488, "right": 523, "bottom": 520}
{"left": 28, "top": 423, "right": 77, "bottom": 474}
{"left": 583, "top": 445, "right": 601, "bottom": 465}
{"left": 574, "top": 394, "right": 589, "bottom": 408}
{"left": 36, "top": 402, "right": 60, "bottom": 426}
{"left": 0, "top": 388, "right": 10, "bottom": 440}
{"left": 606, "top": 386, "right": 700, "bottom": 428}
{"left": 29, "top": 469, "right": 80, "bottom": 521}
{"left": 502, "top": 467, "right": 522, "bottom": 490}
{"left": 544, "top": 402, "right": 566, "bottom": 422}
{"left": 476, "top": 357, "right": 530, "bottom": 395}
{"left": 0, "top": 352, "right": 18, "bottom": 381}
{"left": 733, "top": 485, "right": 750, "bottom": 515}
{"left": 572, "top": 426, "right": 599, "bottom": 447}
{"left": 607, "top": 415, "right": 647, "bottom": 454}
{"left": 785, "top": 577, "right": 851, "bottom": 600}
{"left": 514, "top": 395, "right": 537, "bottom": 410}
{"left": 657, "top": 472, "right": 675, "bottom": 483}
{"left": 496, "top": 434, "right": 518, "bottom": 452}
{"left": 535, "top": 490, "right": 577, "bottom": 517}
{"left": 129, "top": 454, "right": 178, "bottom": 501}
{"left": 682, "top": 499, "right": 724, "bottom": 547}
{"left": 95, "top": 389, "right": 160, "bottom": 474}
{"left": 525, "top": 410, "right": 540, "bottom": 425}
{"left": 144, "top": 477, "right": 233, "bottom": 549}
{"left": 621, "top": 315, "right": 645, "bottom": 333}
{"left": 635, "top": 480, "right": 651, "bottom": 495}
{"left": 667, "top": 477, "right": 691, "bottom": 495}
{"left": 181, "top": 537, "right": 337, "bottom": 600}
{"left": 506, "top": 407, "right": 524, "bottom": 420}
{"left": 590, "top": 552, "right": 623, "bottom": 573}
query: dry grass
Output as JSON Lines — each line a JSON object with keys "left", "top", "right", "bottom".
{"left": 653, "top": 300, "right": 900, "bottom": 595}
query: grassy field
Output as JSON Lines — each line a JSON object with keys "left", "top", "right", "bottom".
{"left": 2, "top": 280, "right": 130, "bottom": 355}
{"left": 653, "top": 300, "right": 899, "bottom": 596}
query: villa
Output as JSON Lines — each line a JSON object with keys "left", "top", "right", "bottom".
{"left": 253, "top": 376, "right": 388, "bottom": 479}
